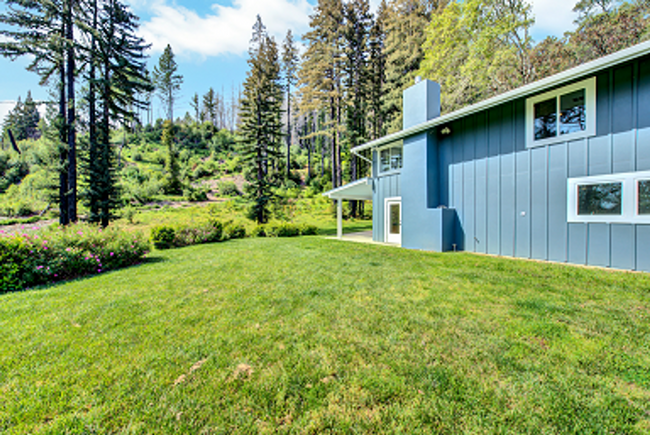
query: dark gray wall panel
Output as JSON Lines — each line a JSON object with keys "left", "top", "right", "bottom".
{"left": 501, "top": 103, "right": 515, "bottom": 155}
{"left": 463, "top": 161, "right": 476, "bottom": 252}
{"left": 488, "top": 106, "right": 501, "bottom": 157}
{"left": 515, "top": 150, "right": 531, "bottom": 258}
{"left": 610, "top": 225, "right": 635, "bottom": 270}
{"left": 475, "top": 158, "right": 488, "bottom": 253}
{"left": 588, "top": 135, "right": 611, "bottom": 176}
{"left": 639, "top": 57, "right": 650, "bottom": 129}
{"left": 637, "top": 225, "right": 650, "bottom": 272}
{"left": 475, "top": 112, "right": 488, "bottom": 160}
{"left": 612, "top": 65, "right": 634, "bottom": 134}
{"left": 612, "top": 131, "right": 635, "bottom": 173}
{"left": 513, "top": 99, "right": 526, "bottom": 153}
{"left": 568, "top": 223, "right": 587, "bottom": 265}
{"left": 452, "top": 163, "right": 465, "bottom": 249}
{"left": 531, "top": 147, "right": 548, "bottom": 260}
{"left": 500, "top": 153, "right": 516, "bottom": 257}
{"left": 637, "top": 127, "right": 650, "bottom": 171}
{"left": 548, "top": 143, "right": 568, "bottom": 263}
{"left": 487, "top": 156, "right": 501, "bottom": 255}
{"left": 568, "top": 139, "right": 588, "bottom": 178}
{"left": 597, "top": 71, "right": 611, "bottom": 136}
{"left": 587, "top": 224, "right": 610, "bottom": 267}
{"left": 439, "top": 140, "right": 452, "bottom": 206}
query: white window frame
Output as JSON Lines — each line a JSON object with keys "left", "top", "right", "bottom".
{"left": 377, "top": 144, "right": 403, "bottom": 176}
{"left": 567, "top": 170, "right": 650, "bottom": 224}
{"left": 526, "top": 77, "right": 597, "bottom": 149}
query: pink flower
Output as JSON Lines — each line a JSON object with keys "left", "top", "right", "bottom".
{"left": 110, "top": 252, "right": 114, "bottom": 256}
{"left": 66, "top": 248, "right": 72, "bottom": 252}
{"left": 97, "top": 269, "right": 102, "bottom": 273}
{"left": 78, "top": 231, "right": 83, "bottom": 235}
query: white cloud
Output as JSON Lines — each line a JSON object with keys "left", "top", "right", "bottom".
{"left": 529, "top": 0, "right": 578, "bottom": 39}
{"left": 138, "top": 0, "right": 313, "bottom": 58}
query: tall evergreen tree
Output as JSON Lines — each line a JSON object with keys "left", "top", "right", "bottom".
{"left": 203, "top": 88, "right": 218, "bottom": 127}
{"left": 368, "top": 0, "right": 388, "bottom": 140}
{"left": 282, "top": 30, "right": 299, "bottom": 179}
{"left": 239, "top": 16, "right": 283, "bottom": 224}
{"left": 299, "top": 0, "right": 345, "bottom": 188}
{"left": 152, "top": 44, "right": 182, "bottom": 121}
{"left": 343, "top": 0, "right": 372, "bottom": 217}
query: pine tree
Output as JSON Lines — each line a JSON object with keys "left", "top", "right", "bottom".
{"left": 0, "top": 0, "right": 80, "bottom": 225}
{"left": 299, "top": 0, "right": 345, "bottom": 188}
{"left": 153, "top": 44, "right": 183, "bottom": 121}
{"left": 368, "top": 0, "right": 388, "bottom": 140}
{"left": 162, "top": 120, "right": 182, "bottom": 194}
{"left": 282, "top": 30, "right": 299, "bottom": 180}
{"left": 343, "top": 0, "right": 372, "bottom": 217}
{"left": 203, "top": 88, "right": 218, "bottom": 127}
{"left": 190, "top": 93, "right": 201, "bottom": 123}
{"left": 239, "top": 16, "right": 284, "bottom": 224}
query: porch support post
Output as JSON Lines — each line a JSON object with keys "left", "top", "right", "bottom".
{"left": 337, "top": 198, "right": 343, "bottom": 239}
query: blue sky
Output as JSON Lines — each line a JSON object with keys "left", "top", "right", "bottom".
{"left": 0, "top": 0, "right": 578, "bottom": 125}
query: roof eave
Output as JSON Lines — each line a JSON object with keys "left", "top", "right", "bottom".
{"left": 352, "top": 40, "right": 650, "bottom": 155}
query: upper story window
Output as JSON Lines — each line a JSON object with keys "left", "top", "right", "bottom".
{"left": 526, "top": 77, "right": 596, "bottom": 148}
{"left": 568, "top": 170, "right": 650, "bottom": 224}
{"left": 379, "top": 145, "right": 402, "bottom": 174}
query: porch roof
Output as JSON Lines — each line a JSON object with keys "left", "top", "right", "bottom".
{"left": 323, "top": 177, "right": 373, "bottom": 201}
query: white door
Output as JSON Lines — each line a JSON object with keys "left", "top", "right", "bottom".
{"left": 385, "top": 198, "right": 402, "bottom": 245}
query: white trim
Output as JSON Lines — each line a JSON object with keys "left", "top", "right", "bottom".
{"left": 352, "top": 40, "right": 650, "bottom": 155}
{"left": 322, "top": 177, "right": 373, "bottom": 200}
{"left": 567, "top": 170, "right": 650, "bottom": 224}
{"left": 525, "top": 77, "right": 596, "bottom": 148}
{"left": 384, "top": 197, "right": 402, "bottom": 245}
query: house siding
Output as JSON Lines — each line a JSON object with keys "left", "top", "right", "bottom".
{"left": 433, "top": 55, "right": 650, "bottom": 272}
{"left": 372, "top": 150, "right": 401, "bottom": 242}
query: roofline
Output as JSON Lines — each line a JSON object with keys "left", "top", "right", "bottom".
{"left": 322, "top": 177, "right": 372, "bottom": 199}
{"left": 352, "top": 40, "right": 650, "bottom": 155}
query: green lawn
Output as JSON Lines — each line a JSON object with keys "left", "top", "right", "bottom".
{"left": 1, "top": 237, "right": 649, "bottom": 434}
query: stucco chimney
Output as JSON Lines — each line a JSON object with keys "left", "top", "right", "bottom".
{"left": 402, "top": 79, "right": 441, "bottom": 130}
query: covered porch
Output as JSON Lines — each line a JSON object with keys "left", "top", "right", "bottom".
{"left": 323, "top": 177, "right": 373, "bottom": 239}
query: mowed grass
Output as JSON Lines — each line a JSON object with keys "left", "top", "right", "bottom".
{"left": 1, "top": 237, "right": 649, "bottom": 434}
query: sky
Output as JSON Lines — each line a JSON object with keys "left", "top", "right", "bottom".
{"left": 0, "top": 0, "right": 579, "bottom": 126}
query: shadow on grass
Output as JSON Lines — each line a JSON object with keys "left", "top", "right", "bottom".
{"left": 318, "top": 219, "right": 372, "bottom": 236}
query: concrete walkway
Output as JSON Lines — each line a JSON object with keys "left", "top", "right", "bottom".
{"left": 326, "top": 230, "right": 396, "bottom": 246}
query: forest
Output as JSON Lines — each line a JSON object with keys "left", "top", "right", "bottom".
{"left": 1, "top": 0, "right": 649, "bottom": 226}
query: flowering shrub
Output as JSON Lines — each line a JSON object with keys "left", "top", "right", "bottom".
{"left": 0, "top": 223, "right": 149, "bottom": 293}
{"left": 257, "top": 223, "right": 319, "bottom": 238}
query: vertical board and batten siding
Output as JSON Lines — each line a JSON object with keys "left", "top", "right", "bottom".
{"left": 439, "top": 55, "right": 650, "bottom": 272}
{"left": 372, "top": 149, "right": 401, "bottom": 241}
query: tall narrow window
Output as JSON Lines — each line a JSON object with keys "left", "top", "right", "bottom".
{"left": 639, "top": 180, "right": 650, "bottom": 215}
{"left": 534, "top": 98, "right": 557, "bottom": 140}
{"left": 560, "top": 89, "right": 586, "bottom": 135}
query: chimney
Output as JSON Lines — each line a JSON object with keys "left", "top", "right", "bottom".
{"left": 402, "top": 79, "right": 441, "bottom": 130}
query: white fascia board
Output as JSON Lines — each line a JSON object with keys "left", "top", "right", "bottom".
{"left": 352, "top": 40, "right": 650, "bottom": 155}
{"left": 323, "top": 177, "right": 373, "bottom": 200}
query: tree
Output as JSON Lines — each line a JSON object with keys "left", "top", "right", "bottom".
{"left": 0, "top": 0, "right": 80, "bottom": 225}
{"left": 190, "top": 93, "right": 201, "bottom": 123}
{"left": 162, "top": 120, "right": 182, "bottom": 194}
{"left": 282, "top": 30, "right": 300, "bottom": 179}
{"left": 343, "top": 0, "right": 373, "bottom": 217}
{"left": 239, "top": 16, "right": 284, "bottom": 223}
{"left": 382, "top": 0, "right": 447, "bottom": 132}
{"left": 83, "top": 0, "right": 152, "bottom": 226}
{"left": 152, "top": 44, "right": 183, "bottom": 121}
{"left": 203, "top": 88, "right": 218, "bottom": 127}
{"left": 368, "top": 0, "right": 388, "bottom": 140}
{"left": 419, "top": 0, "right": 533, "bottom": 113}
{"left": 299, "top": 0, "right": 345, "bottom": 188}
{"left": 2, "top": 92, "right": 41, "bottom": 142}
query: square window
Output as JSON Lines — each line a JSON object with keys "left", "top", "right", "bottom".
{"left": 560, "top": 89, "right": 586, "bottom": 135}
{"left": 578, "top": 182, "right": 622, "bottom": 215}
{"left": 639, "top": 180, "right": 650, "bottom": 215}
{"left": 534, "top": 98, "right": 557, "bottom": 140}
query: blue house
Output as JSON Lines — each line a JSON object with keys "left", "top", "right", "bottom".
{"left": 326, "top": 40, "right": 650, "bottom": 272}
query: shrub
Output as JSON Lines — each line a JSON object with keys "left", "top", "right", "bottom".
{"left": 299, "top": 224, "right": 319, "bottom": 236}
{"left": 224, "top": 222, "right": 246, "bottom": 240}
{"left": 0, "top": 223, "right": 149, "bottom": 293}
{"left": 183, "top": 186, "right": 209, "bottom": 202}
{"left": 266, "top": 223, "right": 300, "bottom": 238}
{"left": 173, "top": 220, "right": 223, "bottom": 247}
{"left": 151, "top": 225, "right": 175, "bottom": 249}
{"left": 218, "top": 181, "right": 240, "bottom": 197}
{"left": 251, "top": 225, "right": 267, "bottom": 237}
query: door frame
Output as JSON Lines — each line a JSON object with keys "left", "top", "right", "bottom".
{"left": 384, "top": 197, "right": 402, "bottom": 245}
